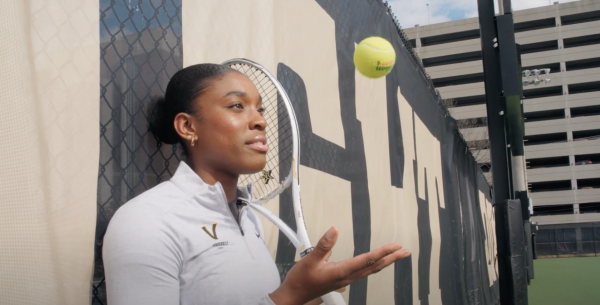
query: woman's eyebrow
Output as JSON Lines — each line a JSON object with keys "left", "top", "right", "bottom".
{"left": 223, "top": 91, "right": 262, "bottom": 105}
{"left": 222, "top": 91, "right": 247, "bottom": 98}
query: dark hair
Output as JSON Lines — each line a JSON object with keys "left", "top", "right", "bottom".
{"left": 148, "top": 63, "right": 235, "bottom": 145}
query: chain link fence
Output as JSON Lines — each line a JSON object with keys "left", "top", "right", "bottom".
{"left": 535, "top": 222, "right": 600, "bottom": 258}
{"left": 94, "top": 0, "right": 183, "bottom": 303}
{"left": 94, "top": 1, "right": 300, "bottom": 303}
{"left": 92, "top": 1, "right": 478, "bottom": 303}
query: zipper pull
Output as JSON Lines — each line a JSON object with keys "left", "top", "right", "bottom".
{"left": 237, "top": 200, "right": 247, "bottom": 236}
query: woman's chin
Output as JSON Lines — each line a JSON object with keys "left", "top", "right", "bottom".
{"left": 237, "top": 160, "right": 267, "bottom": 175}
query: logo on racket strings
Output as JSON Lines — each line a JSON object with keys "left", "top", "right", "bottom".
{"left": 260, "top": 170, "right": 275, "bottom": 184}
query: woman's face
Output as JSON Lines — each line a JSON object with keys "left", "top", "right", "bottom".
{"left": 192, "top": 71, "right": 267, "bottom": 176}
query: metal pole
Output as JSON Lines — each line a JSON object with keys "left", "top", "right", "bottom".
{"left": 503, "top": 0, "right": 512, "bottom": 14}
{"left": 476, "top": 0, "right": 514, "bottom": 303}
{"left": 427, "top": 4, "right": 431, "bottom": 25}
{"left": 497, "top": 14, "right": 531, "bottom": 301}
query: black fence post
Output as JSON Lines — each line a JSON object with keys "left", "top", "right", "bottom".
{"left": 476, "top": 0, "right": 523, "bottom": 304}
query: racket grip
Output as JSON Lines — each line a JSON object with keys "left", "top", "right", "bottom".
{"left": 321, "top": 292, "right": 346, "bottom": 305}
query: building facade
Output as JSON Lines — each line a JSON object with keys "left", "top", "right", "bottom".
{"left": 404, "top": 0, "right": 600, "bottom": 227}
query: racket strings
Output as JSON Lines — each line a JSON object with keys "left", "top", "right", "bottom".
{"left": 228, "top": 63, "right": 294, "bottom": 200}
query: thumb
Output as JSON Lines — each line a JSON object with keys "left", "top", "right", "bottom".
{"left": 312, "top": 226, "right": 338, "bottom": 259}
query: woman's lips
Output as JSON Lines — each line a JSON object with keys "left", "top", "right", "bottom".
{"left": 246, "top": 136, "right": 268, "bottom": 152}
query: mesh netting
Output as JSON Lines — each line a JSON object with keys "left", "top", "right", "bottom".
{"left": 535, "top": 222, "right": 600, "bottom": 258}
{"left": 94, "top": 0, "right": 183, "bottom": 303}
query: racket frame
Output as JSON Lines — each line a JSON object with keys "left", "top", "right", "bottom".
{"left": 222, "top": 58, "right": 313, "bottom": 257}
{"left": 223, "top": 58, "right": 346, "bottom": 305}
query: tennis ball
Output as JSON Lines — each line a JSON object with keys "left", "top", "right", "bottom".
{"left": 353, "top": 36, "right": 396, "bottom": 78}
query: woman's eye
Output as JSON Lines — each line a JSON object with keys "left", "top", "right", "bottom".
{"left": 229, "top": 103, "right": 243, "bottom": 109}
{"left": 257, "top": 107, "right": 265, "bottom": 113}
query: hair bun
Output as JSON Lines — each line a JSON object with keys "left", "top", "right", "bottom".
{"left": 146, "top": 64, "right": 236, "bottom": 149}
{"left": 147, "top": 96, "right": 179, "bottom": 145}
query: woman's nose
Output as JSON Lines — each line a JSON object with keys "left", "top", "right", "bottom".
{"left": 250, "top": 109, "right": 266, "bottom": 131}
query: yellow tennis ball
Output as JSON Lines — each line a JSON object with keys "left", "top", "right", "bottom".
{"left": 354, "top": 36, "right": 396, "bottom": 78}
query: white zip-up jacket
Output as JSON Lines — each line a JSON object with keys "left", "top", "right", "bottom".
{"left": 103, "top": 162, "right": 280, "bottom": 305}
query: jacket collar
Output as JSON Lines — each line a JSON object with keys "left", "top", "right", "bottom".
{"left": 170, "top": 161, "right": 253, "bottom": 204}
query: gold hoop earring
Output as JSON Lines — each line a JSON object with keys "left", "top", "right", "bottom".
{"left": 191, "top": 135, "right": 197, "bottom": 147}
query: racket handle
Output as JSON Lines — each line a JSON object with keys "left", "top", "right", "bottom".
{"left": 321, "top": 292, "right": 346, "bottom": 305}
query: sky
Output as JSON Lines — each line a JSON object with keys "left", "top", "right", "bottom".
{"left": 387, "top": 0, "right": 582, "bottom": 28}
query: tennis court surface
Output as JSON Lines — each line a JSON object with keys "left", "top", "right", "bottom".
{"left": 529, "top": 257, "right": 600, "bottom": 305}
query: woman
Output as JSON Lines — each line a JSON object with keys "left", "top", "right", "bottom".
{"left": 103, "top": 63, "right": 410, "bottom": 305}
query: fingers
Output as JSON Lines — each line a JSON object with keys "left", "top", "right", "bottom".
{"left": 351, "top": 248, "right": 410, "bottom": 279}
{"left": 310, "top": 227, "right": 338, "bottom": 260}
{"left": 335, "top": 245, "right": 409, "bottom": 283}
{"left": 343, "top": 243, "right": 404, "bottom": 271}
{"left": 324, "top": 250, "right": 332, "bottom": 262}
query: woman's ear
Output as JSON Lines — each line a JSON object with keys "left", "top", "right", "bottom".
{"left": 174, "top": 112, "right": 197, "bottom": 141}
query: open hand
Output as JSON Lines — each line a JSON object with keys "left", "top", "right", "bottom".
{"left": 269, "top": 226, "right": 410, "bottom": 305}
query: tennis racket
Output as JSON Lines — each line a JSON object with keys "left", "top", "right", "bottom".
{"left": 223, "top": 58, "right": 346, "bottom": 305}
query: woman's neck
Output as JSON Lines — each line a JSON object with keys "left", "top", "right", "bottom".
{"left": 187, "top": 159, "right": 239, "bottom": 202}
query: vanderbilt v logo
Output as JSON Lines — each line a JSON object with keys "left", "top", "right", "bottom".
{"left": 201, "top": 223, "right": 218, "bottom": 240}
